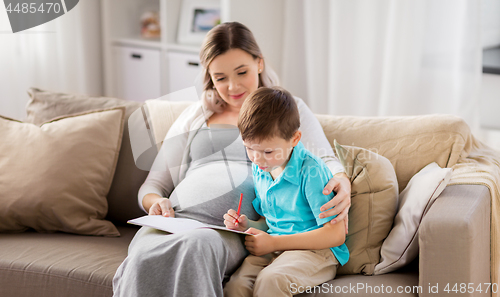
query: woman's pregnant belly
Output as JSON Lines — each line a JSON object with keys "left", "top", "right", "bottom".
{"left": 169, "top": 161, "right": 259, "bottom": 226}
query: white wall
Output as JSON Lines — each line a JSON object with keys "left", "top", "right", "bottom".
{"left": 0, "top": 0, "right": 103, "bottom": 121}
{"left": 482, "top": 0, "right": 500, "bottom": 49}
{"left": 0, "top": 5, "right": 27, "bottom": 120}
{"left": 478, "top": 73, "right": 500, "bottom": 151}
{"left": 1, "top": 1, "right": 500, "bottom": 128}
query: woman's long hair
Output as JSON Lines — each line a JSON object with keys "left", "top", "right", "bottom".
{"left": 199, "top": 22, "right": 279, "bottom": 113}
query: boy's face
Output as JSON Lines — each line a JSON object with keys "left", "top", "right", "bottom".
{"left": 243, "top": 131, "right": 301, "bottom": 173}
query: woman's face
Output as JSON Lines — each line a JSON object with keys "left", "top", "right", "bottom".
{"left": 208, "top": 48, "right": 263, "bottom": 111}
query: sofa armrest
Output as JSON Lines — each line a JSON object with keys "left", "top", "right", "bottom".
{"left": 419, "top": 184, "right": 491, "bottom": 297}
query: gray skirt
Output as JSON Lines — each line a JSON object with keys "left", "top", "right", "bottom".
{"left": 112, "top": 226, "right": 248, "bottom": 297}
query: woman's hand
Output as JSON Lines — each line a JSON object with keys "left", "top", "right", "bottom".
{"left": 320, "top": 172, "right": 351, "bottom": 234}
{"left": 244, "top": 228, "right": 276, "bottom": 256}
{"left": 148, "top": 197, "right": 175, "bottom": 217}
{"left": 223, "top": 209, "right": 248, "bottom": 231}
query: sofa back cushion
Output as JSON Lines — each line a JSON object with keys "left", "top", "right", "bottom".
{"left": 142, "top": 98, "right": 195, "bottom": 146}
{"left": 26, "top": 88, "right": 146, "bottom": 224}
{"left": 146, "top": 107, "right": 470, "bottom": 194}
{"left": 317, "top": 114, "right": 471, "bottom": 192}
{"left": 334, "top": 141, "right": 399, "bottom": 275}
{"left": 0, "top": 108, "right": 125, "bottom": 236}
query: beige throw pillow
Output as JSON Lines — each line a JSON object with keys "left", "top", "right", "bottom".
{"left": 0, "top": 108, "right": 125, "bottom": 236}
{"left": 334, "top": 140, "right": 399, "bottom": 275}
{"left": 25, "top": 87, "right": 146, "bottom": 224}
{"left": 374, "top": 162, "right": 452, "bottom": 275}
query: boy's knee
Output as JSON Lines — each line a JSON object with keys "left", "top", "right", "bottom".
{"left": 223, "top": 277, "right": 253, "bottom": 297}
{"left": 254, "top": 269, "right": 291, "bottom": 295}
{"left": 224, "top": 278, "right": 252, "bottom": 296}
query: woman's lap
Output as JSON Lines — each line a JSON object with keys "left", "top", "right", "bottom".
{"left": 113, "top": 226, "right": 248, "bottom": 297}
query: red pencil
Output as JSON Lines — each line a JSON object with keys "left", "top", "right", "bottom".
{"left": 236, "top": 193, "right": 243, "bottom": 224}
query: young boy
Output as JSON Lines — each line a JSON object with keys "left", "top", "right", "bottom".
{"left": 223, "top": 87, "right": 349, "bottom": 297}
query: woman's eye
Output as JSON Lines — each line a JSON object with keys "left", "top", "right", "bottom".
{"left": 264, "top": 151, "right": 272, "bottom": 154}
{"left": 215, "top": 77, "right": 225, "bottom": 82}
{"left": 238, "top": 71, "right": 247, "bottom": 75}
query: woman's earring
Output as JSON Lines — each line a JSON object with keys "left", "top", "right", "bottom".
{"left": 259, "top": 69, "right": 262, "bottom": 73}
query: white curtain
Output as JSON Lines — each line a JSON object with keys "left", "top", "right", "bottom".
{"left": 281, "top": 0, "right": 482, "bottom": 130}
{"left": 0, "top": 0, "right": 102, "bottom": 120}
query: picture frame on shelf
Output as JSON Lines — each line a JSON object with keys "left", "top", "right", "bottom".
{"left": 177, "top": 0, "right": 221, "bottom": 46}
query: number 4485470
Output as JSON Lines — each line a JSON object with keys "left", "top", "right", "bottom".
{"left": 5, "top": 2, "right": 62, "bottom": 14}
{"left": 444, "top": 283, "right": 498, "bottom": 294}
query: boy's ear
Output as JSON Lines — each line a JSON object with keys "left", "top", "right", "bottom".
{"left": 291, "top": 130, "right": 302, "bottom": 146}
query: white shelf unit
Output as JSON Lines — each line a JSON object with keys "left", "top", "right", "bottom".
{"left": 101, "top": 0, "right": 285, "bottom": 100}
{"left": 112, "top": 45, "right": 162, "bottom": 101}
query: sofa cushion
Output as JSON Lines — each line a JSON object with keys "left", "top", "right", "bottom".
{"left": 25, "top": 87, "right": 146, "bottom": 224}
{"left": 0, "top": 225, "right": 138, "bottom": 297}
{"left": 374, "top": 162, "right": 452, "bottom": 275}
{"left": 334, "top": 141, "right": 399, "bottom": 275}
{"left": 0, "top": 108, "right": 124, "bottom": 236}
{"left": 317, "top": 114, "right": 470, "bottom": 192}
{"left": 143, "top": 98, "right": 195, "bottom": 146}
{"left": 127, "top": 98, "right": 194, "bottom": 172}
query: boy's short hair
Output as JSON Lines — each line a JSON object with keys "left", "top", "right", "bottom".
{"left": 238, "top": 87, "right": 300, "bottom": 142}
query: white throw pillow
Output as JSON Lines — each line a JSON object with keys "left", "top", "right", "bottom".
{"left": 373, "top": 162, "right": 452, "bottom": 275}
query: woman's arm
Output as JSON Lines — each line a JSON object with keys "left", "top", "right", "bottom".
{"left": 244, "top": 220, "right": 346, "bottom": 256}
{"left": 138, "top": 102, "right": 206, "bottom": 213}
{"left": 319, "top": 172, "right": 351, "bottom": 225}
{"left": 143, "top": 193, "right": 163, "bottom": 213}
{"left": 143, "top": 194, "right": 175, "bottom": 217}
{"left": 138, "top": 170, "right": 174, "bottom": 213}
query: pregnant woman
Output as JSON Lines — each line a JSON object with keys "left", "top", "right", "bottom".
{"left": 113, "top": 22, "right": 351, "bottom": 297}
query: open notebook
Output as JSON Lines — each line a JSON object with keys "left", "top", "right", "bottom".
{"left": 128, "top": 215, "right": 252, "bottom": 236}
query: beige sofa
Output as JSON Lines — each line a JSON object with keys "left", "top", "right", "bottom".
{"left": 0, "top": 89, "right": 496, "bottom": 297}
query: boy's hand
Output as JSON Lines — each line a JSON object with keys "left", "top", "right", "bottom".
{"left": 244, "top": 228, "right": 276, "bottom": 256}
{"left": 149, "top": 198, "right": 175, "bottom": 217}
{"left": 223, "top": 209, "right": 248, "bottom": 231}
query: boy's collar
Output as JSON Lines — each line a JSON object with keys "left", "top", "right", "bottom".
{"left": 260, "top": 141, "right": 305, "bottom": 186}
